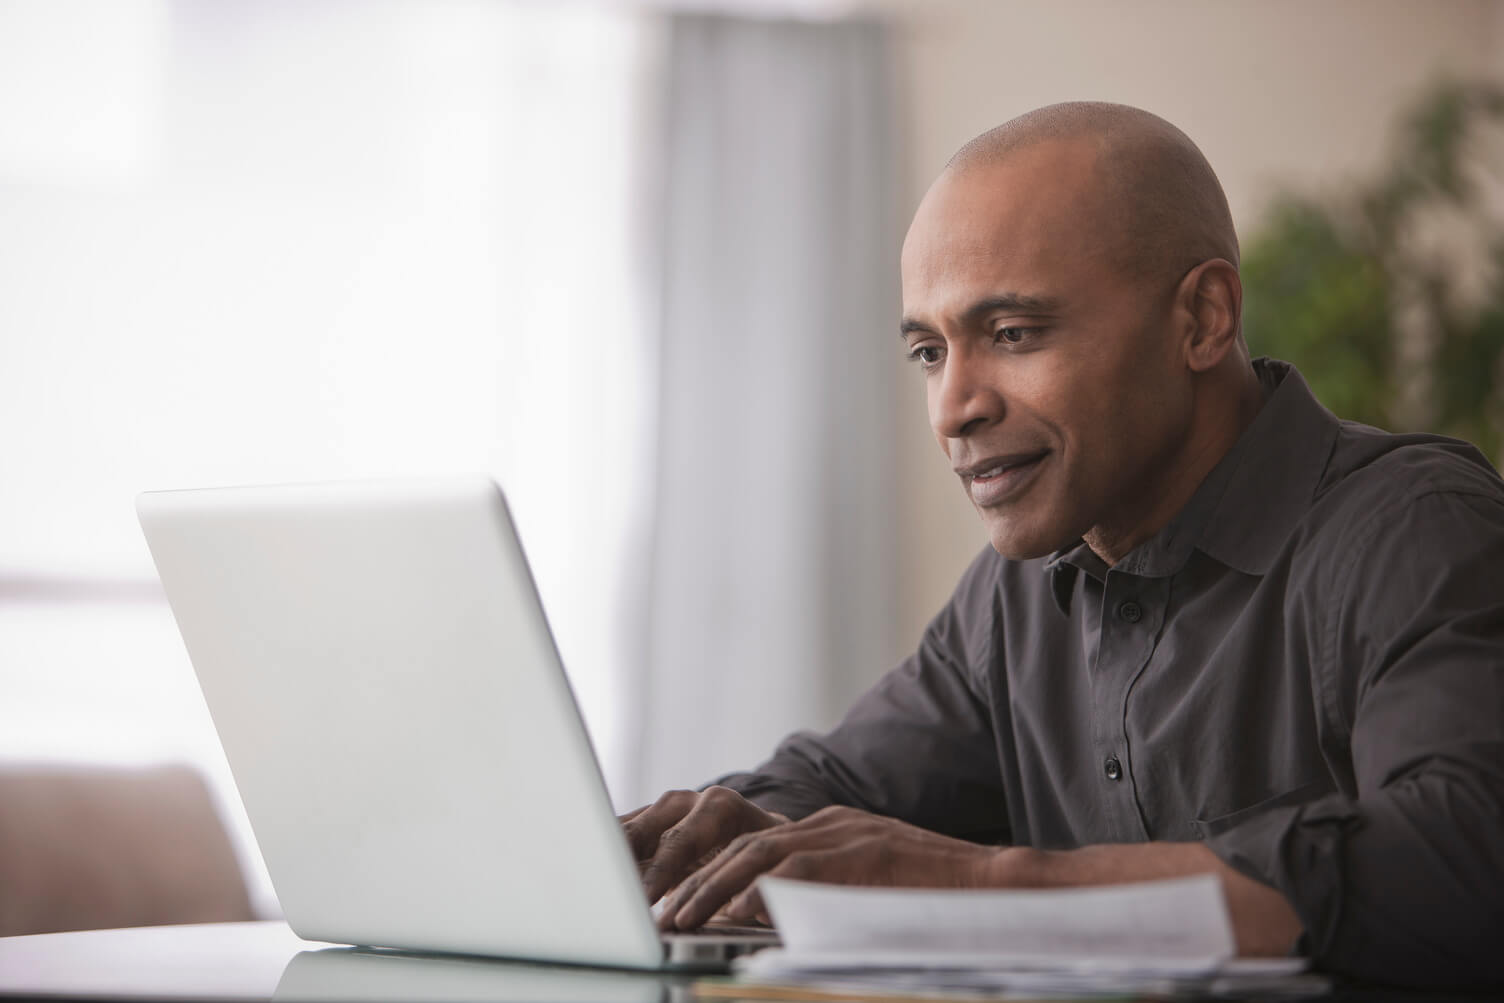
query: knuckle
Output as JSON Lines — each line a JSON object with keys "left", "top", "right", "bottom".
{"left": 702, "top": 784, "right": 737, "bottom": 805}
{"left": 656, "top": 788, "right": 696, "bottom": 810}
{"left": 806, "top": 805, "right": 853, "bottom": 825}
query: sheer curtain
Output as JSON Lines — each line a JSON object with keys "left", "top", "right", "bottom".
{"left": 0, "top": 0, "right": 658, "bottom": 913}
{"left": 0, "top": 1, "right": 901, "bottom": 908}
{"left": 625, "top": 13, "right": 901, "bottom": 807}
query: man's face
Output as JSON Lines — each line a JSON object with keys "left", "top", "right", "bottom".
{"left": 899, "top": 140, "right": 1194, "bottom": 561}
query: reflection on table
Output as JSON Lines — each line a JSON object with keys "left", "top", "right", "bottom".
{"left": 273, "top": 946, "right": 678, "bottom": 1003}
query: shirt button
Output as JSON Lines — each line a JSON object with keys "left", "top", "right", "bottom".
{"left": 1117, "top": 601, "right": 1143, "bottom": 623}
{"left": 1104, "top": 755, "right": 1123, "bottom": 781}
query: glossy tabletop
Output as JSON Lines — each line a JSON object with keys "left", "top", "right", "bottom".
{"left": 2, "top": 922, "right": 1486, "bottom": 1003}
{"left": 0, "top": 921, "right": 686, "bottom": 1002}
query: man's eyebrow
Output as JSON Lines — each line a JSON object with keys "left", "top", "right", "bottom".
{"left": 899, "top": 293, "right": 1063, "bottom": 339}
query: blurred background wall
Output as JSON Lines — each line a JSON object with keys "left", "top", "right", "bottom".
{"left": 2, "top": 0, "right": 1501, "bottom": 928}
{"left": 880, "top": 0, "right": 1504, "bottom": 650}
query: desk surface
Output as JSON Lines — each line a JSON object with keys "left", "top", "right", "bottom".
{"left": 0, "top": 921, "right": 686, "bottom": 1002}
{"left": 0, "top": 922, "right": 1480, "bottom": 1003}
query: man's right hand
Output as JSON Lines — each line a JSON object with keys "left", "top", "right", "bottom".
{"left": 619, "top": 785, "right": 788, "bottom": 913}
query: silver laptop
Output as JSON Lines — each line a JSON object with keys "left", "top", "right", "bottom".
{"left": 137, "top": 476, "right": 776, "bottom": 970}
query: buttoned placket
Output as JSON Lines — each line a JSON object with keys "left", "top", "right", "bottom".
{"left": 1089, "top": 567, "right": 1169, "bottom": 843}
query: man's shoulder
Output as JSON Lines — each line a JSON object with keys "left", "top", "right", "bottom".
{"left": 1286, "top": 420, "right": 1504, "bottom": 584}
{"left": 1316, "top": 420, "right": 1504, "bottom": 516}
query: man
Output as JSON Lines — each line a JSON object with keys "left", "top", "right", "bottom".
{"left": 622, "top": 102, "right": 1504, "bottom": 987}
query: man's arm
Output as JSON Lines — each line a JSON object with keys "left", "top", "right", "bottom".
{"left": 1203, "top": 487, "right": 1504, "bottom": 987}
{"left": 650, "top": 488, "right": 1504, "bottom": 985}
{"left": 624, "top": 547, "right": 1012, "bottom": 906}
{"left": 655, "top": 805, "right": 1302, "bottom": 955}
{"left": 715, "top": 547, "right": 1011, "bottom": 836}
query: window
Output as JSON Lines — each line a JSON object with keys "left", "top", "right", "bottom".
{"left": 0, "top": 0, "right": 657, "bottom": 913}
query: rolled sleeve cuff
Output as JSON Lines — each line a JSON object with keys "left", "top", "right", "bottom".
{"left": 1204, "top": 794, "right": 1357, "bottom": 967}
{"left": 1205, "top": 783, "right": 1504, "bottom": 987}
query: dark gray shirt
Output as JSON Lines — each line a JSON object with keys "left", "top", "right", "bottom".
{"left": 719, "top": 360, "right": 1504, "bottom": 987}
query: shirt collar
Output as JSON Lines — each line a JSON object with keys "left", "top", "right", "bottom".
{"left": 1046, "top": 359, "right": 1339, "bottom": 614}
{"left": 1194, "top": 359, "right": 1338, "bottom": 575}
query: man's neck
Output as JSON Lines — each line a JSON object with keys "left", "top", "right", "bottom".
{"left": 1084, "top": 366, "right": 1267, "bottom": 567}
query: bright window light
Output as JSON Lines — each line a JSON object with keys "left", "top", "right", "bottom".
{"left": 0, "top": 0, "right": 658, "bottom": 915}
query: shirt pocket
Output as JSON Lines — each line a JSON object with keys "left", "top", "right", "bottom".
{"left": 1191, "top": 776, "right": 1338, "bottom": 839}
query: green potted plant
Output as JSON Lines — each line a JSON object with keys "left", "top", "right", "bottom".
{"left": 1243, "top": 80, "right": 1504, "bottom": 465}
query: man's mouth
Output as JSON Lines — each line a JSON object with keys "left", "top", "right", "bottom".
{"left": 959, "top": 451, "right": 1050, "bottom": 507}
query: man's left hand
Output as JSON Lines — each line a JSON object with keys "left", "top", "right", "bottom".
{"left": 656, "top": 804, "right": 998, "bottom": 931}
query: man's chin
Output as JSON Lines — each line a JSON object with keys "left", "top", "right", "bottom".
{"left": 982, "top": 516, "right": 1077, "bottom": 562}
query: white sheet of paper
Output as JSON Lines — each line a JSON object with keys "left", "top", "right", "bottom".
{"left": 730, "top": 960, "right": 1323, "bottom": 1002}
{"left": 753, "top": 872, "right": 1237, "bottom": 974}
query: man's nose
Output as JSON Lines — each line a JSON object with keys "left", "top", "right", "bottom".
{"left": 931, "top": 352, "right": 1002, "bottom": 441}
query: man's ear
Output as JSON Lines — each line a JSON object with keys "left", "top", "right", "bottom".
{"left": 1178, "top": 258, "right": 1242, "bottom": 373}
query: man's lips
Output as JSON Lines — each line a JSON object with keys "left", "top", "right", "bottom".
{"left": 956, "top": 450, "right": 1050, "bottom": 506}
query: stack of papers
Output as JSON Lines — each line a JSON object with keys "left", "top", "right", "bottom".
{"left": 724, "top": 874, "right": 1326, "bottom": 999}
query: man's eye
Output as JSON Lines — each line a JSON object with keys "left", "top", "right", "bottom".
{"left": 995, "top": 327, "right": 1041, "bottom": 345}
{"left": 906, "top": 345, "right": 942, "bottom": 368}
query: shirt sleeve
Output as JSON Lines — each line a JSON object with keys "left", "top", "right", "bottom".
{"left": 714, "top": 547, "right": 1012, "bottom": 843}
{"left": 1206, "top": 487, "right": 1504, "bottom": 988}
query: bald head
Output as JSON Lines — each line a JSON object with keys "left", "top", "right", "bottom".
{"left": 946, "top": 102, "right": 1238, "bottom": 283}
{"left": 902, "top": 102, "right": 1262, "bottom": 564}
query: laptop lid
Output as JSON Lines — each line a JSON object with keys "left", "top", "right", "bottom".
{"left": 137, "top": 476, "right": 664, "bottom": 969}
